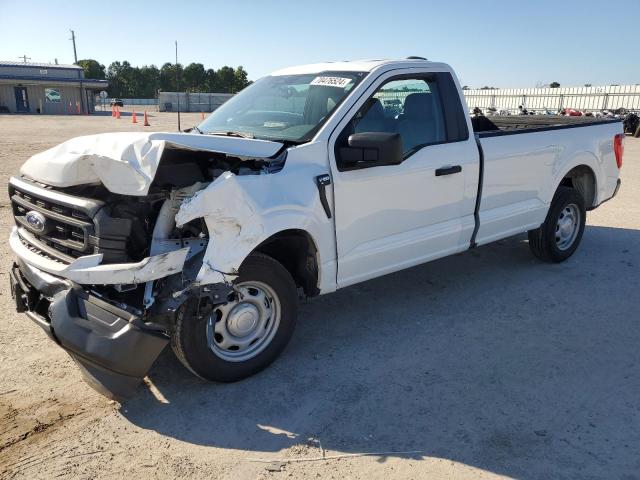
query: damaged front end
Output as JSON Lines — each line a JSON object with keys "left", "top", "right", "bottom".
{"left": 11, "top": 261, "right": 170, "bottom": 399}
{"left": 9, "top": 138, "right": 284, "bottom": 399}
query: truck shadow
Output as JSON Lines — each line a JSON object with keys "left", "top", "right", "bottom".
{"left": 121, "top": 225, "right": 639, "bottom": 478}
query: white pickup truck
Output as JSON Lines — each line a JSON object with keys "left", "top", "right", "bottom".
{"left": 9, "top": 58, "right": 624, "bottom": 398}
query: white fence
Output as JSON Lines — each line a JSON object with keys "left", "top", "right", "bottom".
{"left": 158, "top": 92, "right": 233, "bottom": 112}
{"left": 93, "top": 97, "right": 159, "bottom": 111}
{"left": 94, "top": 85, "right": 640, "bottom": 115}
{"left": 116, "top": 98, "right": 158, "bottom": 106}
{"left": 463, "top": 84, "right": 640, "bottom": 113}
{"left": 93, "top": 95, "right": 233, "bottom": 112}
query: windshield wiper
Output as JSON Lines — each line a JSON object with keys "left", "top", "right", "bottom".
{"left": 191, "top": 125, "right": 203, "bottom": 134}
{"left": 206, "top": 131, "right": 254, "bottom": 139}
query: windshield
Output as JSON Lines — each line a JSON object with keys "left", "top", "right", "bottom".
{"left": 197, "top": 71, "right": 367, "bottom": 142}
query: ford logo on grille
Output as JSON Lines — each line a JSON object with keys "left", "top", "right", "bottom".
{"left": 25, "top": 211, "right": 46, "bottom": 233}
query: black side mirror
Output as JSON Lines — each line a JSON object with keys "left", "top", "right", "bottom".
{"left": 338, "top": 132, "right": 403, "bottom": 168}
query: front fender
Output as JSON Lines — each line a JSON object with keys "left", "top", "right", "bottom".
{"left": 175, "top": 169, "right": 334, "bottom": 291}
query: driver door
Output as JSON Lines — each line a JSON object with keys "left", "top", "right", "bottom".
{"left": 329, "top": 70, "right": 479, "bottom": 288}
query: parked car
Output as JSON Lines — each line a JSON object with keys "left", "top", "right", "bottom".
{"left": 45, "top": 89, "right": 61, "bottom": 103}
{"left": 9, "top": 58, "right": 624, "bottom": 399}
{"left": 110, "top": 98, "right": 124, "bottom": 107}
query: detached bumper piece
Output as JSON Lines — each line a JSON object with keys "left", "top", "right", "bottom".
{"left": 10, "top": 263, "right": 168, "bottom": 400}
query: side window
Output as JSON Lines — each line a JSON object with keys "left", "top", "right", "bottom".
{"left": 351, "top": 77, "right": 446, "bottom": 154}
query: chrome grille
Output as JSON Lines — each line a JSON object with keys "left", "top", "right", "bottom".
{"left": 9, "top": 177, "right": 102, "bottom": 263}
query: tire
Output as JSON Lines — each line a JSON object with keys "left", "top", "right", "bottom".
{"left": 171, "top": 253, "right": 298, "bottom": 382}
{"left": 528, "top": 187, "right": 586, "bottom": 263}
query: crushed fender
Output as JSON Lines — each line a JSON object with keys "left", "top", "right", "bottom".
{"left": 175, "top": 172, "right": 265, "bottom": 284}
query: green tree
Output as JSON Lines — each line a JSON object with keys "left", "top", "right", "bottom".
{"left": 122, "top": 62, "right": 139, "bottom": 97}
{"left": 106, "top": 61, "right": 125, "bottom": 97}
{"left": 233, "top": 66, "right": 251, "bottom": 93}
{"left": 138, "top": 65, "right": 160, "bottom": 98}
{"left": 216, "top": 66, "right": 237, "bottom": 93}
{"left": 183, "top": 63, "right": 207, "bottom": 92}
{"left": 549, "top": 81, "right": 560, "bottom": 88}
{"left": 159, "top": 62, "right": 183, "bottom": 92}
{"left": 77, "top": 59, "right": 106, "bottom": 79}
{"left": 205, "top": 68, "right": 221, "bottom": 92}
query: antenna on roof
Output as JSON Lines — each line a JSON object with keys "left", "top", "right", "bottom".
{"left": 18, "top": 55, "right": 31, "bottom": 63}
{"left": 406, "top": 56, "right": 427, "bottom": 60}
{"left": 175, "top": 40, "right": 181, "bottom": 132}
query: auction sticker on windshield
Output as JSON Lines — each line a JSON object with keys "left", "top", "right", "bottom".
{"left": 310, "top": 76, "right": 353, "bottom": 88}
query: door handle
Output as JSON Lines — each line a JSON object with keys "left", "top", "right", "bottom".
{"left": 435, "top": 165, "right": 462, "bottom": 176}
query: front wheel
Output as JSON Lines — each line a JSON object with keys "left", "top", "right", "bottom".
{"left": 171, "top": 253, "right": 298, "bottom": 382}
{"left": 528, "top": 186, "right": 586, "bottom": 262}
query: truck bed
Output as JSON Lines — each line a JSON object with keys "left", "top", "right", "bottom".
{"left": 472, "top": 115, "right": 621, "bottom": 137}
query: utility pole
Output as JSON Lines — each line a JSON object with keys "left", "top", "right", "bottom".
{"left": 69, "top": 29, "right": 78, "bottom": 64}
{"left": 18, "top": 55, "right": 31, "bottom": 63}
{"left": 175, "top": 40, "right": 181, "bottom": 131}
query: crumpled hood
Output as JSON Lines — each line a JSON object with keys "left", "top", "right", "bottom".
{"left": 20, "top": 132, "right": 284, "bottom": 196}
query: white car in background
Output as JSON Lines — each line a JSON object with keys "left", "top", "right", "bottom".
{"left": 45, "top": 89, "right": 61, "bottom": 103}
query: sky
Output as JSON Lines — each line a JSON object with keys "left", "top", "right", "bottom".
{"left": 1, "top": 0, "right": 638, "bottom": 89}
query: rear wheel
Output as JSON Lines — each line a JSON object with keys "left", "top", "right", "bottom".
{"left": 171, "top": 253, "right": 298, "bottom": 382}
{"left": 528, "top": 187, "right": 586, "bottom": 262}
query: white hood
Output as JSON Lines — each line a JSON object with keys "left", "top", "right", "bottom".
{"left": 20, "top": 132, "right": 284, "bottom": 196}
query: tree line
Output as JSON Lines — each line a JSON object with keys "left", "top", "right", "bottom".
{"left": 77, "top": 59, "right": 252, "bottom": 98}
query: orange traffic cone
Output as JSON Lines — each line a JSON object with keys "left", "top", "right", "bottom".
{"left": 115, "top": 106, "right": 121, "bottom": 119}
{"left": 132, "top": 110, "right": 137, "bottom": 123}
{"left": 111, "top": 105, "right": 115, "bottom": 117}
{"left": 76, "top": 101, "right": 81, "bottom": 114}
{"left": 143, "top": 110, "right": 150, "bottom": 126}
{"left": 201, "top": 111, "right": 205, "bottom": 120}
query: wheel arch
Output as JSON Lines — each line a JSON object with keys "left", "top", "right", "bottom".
{"left": 251, "top": 229, "right": 320, "bottom": 297}
{"left": 550, "top": 151, "right": 599, "bottom": 209}
{"left": 557, "top": 164, "right": 598, "bottom": 209}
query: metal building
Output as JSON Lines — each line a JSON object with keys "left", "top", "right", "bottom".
{"left": 0, "top": 61, "right": 108, "bottom": 114}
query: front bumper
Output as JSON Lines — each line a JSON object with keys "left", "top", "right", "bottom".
{"left": 10, "top": 261, "right": 168, "bottom": 399}
{"left": 9, "top": 226, "right": 189, "bottom": 285}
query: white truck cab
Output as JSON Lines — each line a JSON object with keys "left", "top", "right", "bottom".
{"left": 9, "top": 58, "right": 624, "bottom": 398}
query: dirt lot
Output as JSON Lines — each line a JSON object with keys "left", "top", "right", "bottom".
{"left": 0, "top": 111, "right": 638, "bottom": 479}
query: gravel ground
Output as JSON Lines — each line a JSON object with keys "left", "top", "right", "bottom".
{"left": 0, "top": 111, "right": 638, "bottom": 480}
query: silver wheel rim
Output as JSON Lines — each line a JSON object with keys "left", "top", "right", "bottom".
{"left": 555, "top": 203, "right": 581, "bottom": 251}
{"left": 206, "top": 281, "right": 281, "bottom": 362}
